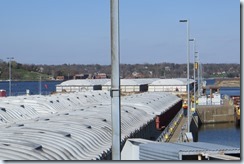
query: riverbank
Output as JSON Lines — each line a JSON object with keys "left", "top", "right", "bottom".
{"left": 215, "top": 78, "right": 240, "bottom": 87}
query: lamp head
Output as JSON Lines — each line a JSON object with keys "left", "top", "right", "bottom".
{"left": 179, "top": 20, "right": 188, "bottom": 22}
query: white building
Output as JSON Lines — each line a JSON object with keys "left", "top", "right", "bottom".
{"left": 102, "top": 78, "right": 159, "bottom": 92}
{"left": 148, "top": 78, "right": 195, "bottom": 92}
{"left": 56, "top": 78, "right": 194, "bottom": 93}
{"left": 56, "top": 79, "right": 110, "bottom": 92}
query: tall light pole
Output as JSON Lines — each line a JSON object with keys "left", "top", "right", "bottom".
{"left": 39, "top": 75, "right": 42, "bottom": 95}
{"left": 7, "top": 57, "right": 14, "bottom": 96}
{"left": 39, "top": 67, "right": 43, "bottom": 95}
{"left": 110, "top": 0, "right": 121, "bottom": 160}
{"left": 197, "top": 54, "right": 200, "bottom": 97}
{"left": 179, "top": 19, "right": 190, "bottom": 132}
{"left": 189, "top": 38, "right": 197, "bottom": 112}
{"left": 199, "top": 62, "right": 203, "bottom": 95}
{"left": 194, "top": 51, "right": 198, "bottom": 111}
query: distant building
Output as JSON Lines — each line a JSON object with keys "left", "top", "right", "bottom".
{"left": 148, "top": 78, "right": 195, "bottom": 92}
{"left": 56, "top": 78, "right": 194, "bottom": 93}
{"left": 95, "top": 73, "right": 107, "bottom": 79}
{"left": 56, "top": 76, "right": 64, "bottom": 81}
{"left": 48, "top": 76, "right": 55, "bottom": 80}
{"left": 132, "top": 71, "right": 144, "bottom": 78}
{"left": 73, "top": 74, "right": 91, "bottom": 79}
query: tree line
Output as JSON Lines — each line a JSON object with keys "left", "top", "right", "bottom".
{"left": 0, "top": 59, "right": 240, "bottom": 81}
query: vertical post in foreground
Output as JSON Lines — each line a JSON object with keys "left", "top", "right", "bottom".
{"left": 110, "top": 0, "right": 121, "bottom": 160}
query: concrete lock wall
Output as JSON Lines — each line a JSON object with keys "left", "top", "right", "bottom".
{"left": 196, "top": 105, "right": 234, "bottom": 124}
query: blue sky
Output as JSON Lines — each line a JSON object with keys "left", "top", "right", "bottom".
{"left": 0, "top": 0, "right": 240, "bottom": 65}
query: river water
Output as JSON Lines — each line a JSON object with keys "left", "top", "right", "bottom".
{"left": 198, "top": 79, "right": 241, "bottom": 148}
{"left": 198, "top": 123, "right": 240, "bottom": 148}
{"left": 0, "top": 81, "right": 62, "bottom": 96}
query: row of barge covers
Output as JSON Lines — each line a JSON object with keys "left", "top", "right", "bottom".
{"left": 0, "top": 79, "right": 240, "bottom": 160}
{"left": 56, "top": 78, "right": 195, "bottom": 93}
{"left": 0, "top": 90, "right": 182, "bottom": 160}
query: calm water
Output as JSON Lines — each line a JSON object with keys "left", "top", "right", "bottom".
{"left": 199, "top": 79, "right": 241, "bottom": 148}
{"left": 206, "top": 78, "right": 240, "bottom": 97}
{"left": 220, "top": 87, "right": 240, "bottom": 97}
{"left": 198, "top": 123, "right": 240, "bottom": 148}
{"left": 0, "top": 81, "right": 62, "bottom": 96}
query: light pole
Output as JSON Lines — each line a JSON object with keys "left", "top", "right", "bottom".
{"left": 189, "top": 38, "right": 194, "bottom": 110}
{"left": 197, "top": 54, "right": 200, "bottom": 97}
{"left": 39, "top": 67, "right": 43, "bottom": 95}
{"left": 179, "top": 19, "right": 190, "bottom": 132}
{"left": 194, "top": 51, "right": 198, "bottom": 111}
{"left": 39, "top": 75, "right": 42, "bottom": 95}
{"left": 199, "top": 62, "right": 203, "bottom": 96}
{"left": 189, "top": 38, "right": 197, "bottom": 112}
{"left": 7, "top": 57, "right": 14, "bottom": 96}
{"left": 110, "top": 0, "right": 121, "bottom": 160}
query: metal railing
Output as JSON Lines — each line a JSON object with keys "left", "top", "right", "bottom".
{"left": 156, "top": 108, "right": 184, "bottom": 142}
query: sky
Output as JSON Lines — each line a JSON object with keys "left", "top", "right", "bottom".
{"left": 0, "top": 0, "right": 240, "bottom": 65}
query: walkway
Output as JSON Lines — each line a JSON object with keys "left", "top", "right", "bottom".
{"left": 168, "top": 114, "right": 188, "bottom": 143}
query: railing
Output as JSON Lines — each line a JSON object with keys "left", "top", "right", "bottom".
{"left": 156, "top": 108, "right": 184, "bottom": 142}
{"left": 177, "top": 123, "right": 188, "bottom": 142}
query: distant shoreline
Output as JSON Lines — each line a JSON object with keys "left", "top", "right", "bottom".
{"left": 215, "top": 78, "right": 240, "bottom": 87}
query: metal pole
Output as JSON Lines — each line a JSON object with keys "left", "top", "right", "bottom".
{"left": 193, "top": 40, "right": 197, "bottom": 113}
{"left": 9, "top": 59, "right": 11, "bottom": 96}
{"left": 186, "top": 21, "right": 190, "bottom": 133}
{"left": 200, "top": 63, "right": 203, "bottom": 93}
{"left": 189, "top": 39, "right": 196, "bottom": 112}
{"left": 179, "top": 19, "right": 190, "bottom": 132}
{"left": 39, "top": 75, "right": 42, "bottom": 95}
{"left": 110, "top": 0, "right": 121, "bottom": 160}
{"left": 198, "top": 53, "right": 200, "bottom": 97}
{"left": 197, "top": 55, "right": 199, "bottom": 96}
{"left": 194, "top": 51, "right": 197, "bottom": 112}
{"left": 7, "top": 57, "right": 14, "bottom": 96}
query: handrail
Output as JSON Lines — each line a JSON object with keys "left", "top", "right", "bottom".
{"left": 156, "top": 108, "right": 184, "bottom": 142}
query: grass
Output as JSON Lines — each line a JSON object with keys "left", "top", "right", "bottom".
{"left": 12, "top": 68, "right": 50, "bottom": 81}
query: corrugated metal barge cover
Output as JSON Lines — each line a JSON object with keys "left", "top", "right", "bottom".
{"left": 139, "top": 142, "right": 240, "bottom": 160}
{"left": 0, "top": 91, "right": 181, "bottom": 160}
